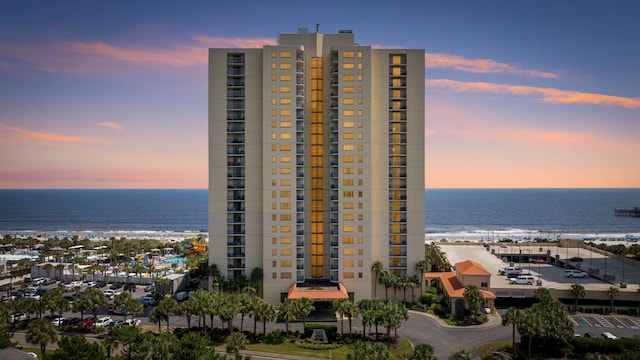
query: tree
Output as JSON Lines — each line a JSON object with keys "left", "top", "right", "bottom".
{"left": 26, "top": 318, "right": 58, "bottom": 360}
{"left": 84, "top": 287, "right": 108, "bottom": 318}
{"left": 278, "top": 299, "right": 299, "bottom": 335}
{"left": 219, "top": 294, "right": 241, "bottom": 333}
{"left": 237, "top": 290, "right": 255, "bottom": 332}
{"left": 449, "top": 349, "right": 472, "bottom": 360}
{"left": 123, "top": 282, "right": 136, "bottom": 294}
{"left": 381, "top": 301, "right": 408, "bottom": 342}
{"left": 415, "top": 260, "right": 429, "bottom": 295}
{"left": 297, "top": 297, "right": 315, "bottom": 329}
{"left": 179, "top": 296, "right": 199, "bottom": 329}
{"left": 371, "top": 261, "right": 385, "bottom": 298}
{"left": 253, "top": 299, "right": 276, "bottom": 335}
{"left": 170, "top": 332, "right": 211, "bottom": 360}
{"left": 334, "top": 298, "right": 349, "bottom": 334}
{"left": 51, "top": 336, "right": 106, "bottom": 360}
{"left": 156, "top": 297, "right": 179, "bottom": 331}
{"left": 408, "top": 343, "right": 437, "bottom": 360}
{"left": 346, "top": 341, "right": 390, "bottom": 360}
{"left": 569, "top": 284, "right": 586, "bottom": 313}
{"left": 226, "top": 332, "right": 248, "bottom": 358}
{"left": 463, "top": 285, "right": 483, "bottom": 318}
{"left": 41, "top": 288, "right": 70, "bottom": 320}
{"left": 101, "top": 336, "right": 118, "bottom": 358}
{"left": 73, "top": 296, "right": 93, "bottom": 323}
{"left": 379, "top": 270, "right": 392, "bottom": 300}
{"left": 501, "top": 306, "right": 520, "bottom": 355}
{"left": 606, "top": 286, "right": 620, "bottom": 313}
{"left": 250, "top": 267, "right": 263, "bottom": 297}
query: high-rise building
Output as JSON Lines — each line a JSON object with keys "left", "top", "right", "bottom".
{"left": 209, "top": 29, "right": 424, "bottom": 304}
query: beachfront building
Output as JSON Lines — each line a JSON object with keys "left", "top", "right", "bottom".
{"left": 208, "top": 29, "right": 425, "bottom": 304}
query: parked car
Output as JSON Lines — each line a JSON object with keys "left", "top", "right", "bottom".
{"left": 174, "top": 291, "right": 188, "bottom": 301}
{"left": 109, "top": 320, "right": 124, "bottom": 328}
{"left": 601, "top": 332, "right": 618, "bottom": 340}
{"left": 94, "top": 281, "right": 106, "bottom": 288}
{"left": 124, "top": 319, "right": 141, "bottom": 327}
{"left": 108, "top": 305, "right": 130, "bottom": 316}
{"left": 531, "top": 258, "right": 547, "bottom": 264}
{"left": 24, "top": 293, "right": 41, "bottom": 301}
{"left": 43, "top": 278, "right": 56, "bottom": 285}
{"left": 498, "top": 267, "right": 523, "bottom": 276}
{"left": 564, "top": 270, "right": 588, "bottom": 278}
{"left": 110, "top": 283, "right": 123, "bottom": 290}
{"left": 11, "top": 313, "right": 30, "bottom": 322}
{"left": 85, "top": 281, "right": 96, "bottom": 288}
{"left": 583, "top": 332, "right": 599, "bottom": 338}
{"left": 509, "top": 275, "right": 535, "bottom": 285}
{"left": 64, "top": 317, "right": 82, "bottom": 326}
{"left": 139, "top": 295, "right": 156, "bottom": 307}
{"left": 80, "top": 317, "right": 98, "bottom": 328}
{"left": 103, "top": 289, "right": 121, "bottom": 298}
{"left": 52, "top": 317, "right": 66, "bottom": 327}
{"left": 569, "top": 257, "right": 584, "bottom": 263}
{"left": 94, "top": 316, "right": 113, "bottom": 328}
{"left": 143, "top": 284, "right": 155, "bottom": 292}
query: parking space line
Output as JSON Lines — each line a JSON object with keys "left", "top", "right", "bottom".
{"left": 577, "top": 316, "right": 591, "bottom": 327}
{"left": 594, "top": 315, "right": 612, "bottom": 328}
{"left": 612, "top": 317, "right": 627, "bottom": 329}
{"left": 569, "top": 316, "right": 579, "bottom": 326}
{"left": 628, "top": 317, "right": 640, "bottom": 330}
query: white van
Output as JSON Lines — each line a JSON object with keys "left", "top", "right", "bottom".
{"left": 509, "top": 275, "right": 534, "bottom": 285}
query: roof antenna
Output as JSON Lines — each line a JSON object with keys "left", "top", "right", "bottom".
{"left": 316, "top": 24, "right": 320, "bottom": 33}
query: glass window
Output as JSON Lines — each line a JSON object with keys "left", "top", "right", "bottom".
{"left": 281, "top": 260, "right": 291, "bottom": 267}
{"left": 343, "top": 63, "right": 354, "bottom": 70}
{"left": 343, "top": 179, "right": 354, "bottom": 186}
{"left": 280, "top": 133, "right": 291, "bottom": 139}
{"left": 280, "top": 74, "right": 291, "bottom": 81}
{"left": 280, "top": 237, "right": 291, "bottom": 244}
{"left": 343, "top": 168, "right": 354, "bottom": 174}
{"left": 280, "top": 98, "right": 292, "bottom": 105}
{"left": 343, "top": 272, "right": 354, "bottom": 278}
{"left": 280, "top": 214, "right": 291, "bottom": 221}
{"left": 343, "top": 260, "right": 354, "bottom": 267}
{"left": 280, "top": 168, "right": 291, "bottom": 174}
{"left": 280, "top": 86, "right": 291, "bottom": 93}
{"left": 280, "top": 272, "right": 291, "bottom": 279}
{"left": 280, "top": 121, "right": 291, "bottom": 128}
{"left": 343, "top": 75, "right": 354, "bottom": 81}
{"left": 343, "top": 191, "right": 354, "bottom": 197}
{"left": 343, "top": 225, "right": 355, "bottom": 232}
{"left": 343, "top": 86, "right": 354, "bottom": 93}
{"left": 280, "top": 63, "right": 291, "bottom": 70}
{"left": 343, "top": 249, "right": 355, "bottom": 256}
{"left": 343, "top": 156, "right": 354, "bottom": 163}
{"left": 343, "top": 237, "right": 354, "bottom": 244}
{"left": 343, "top": 202, "right": 354, "bottom": 209}
{"left": 280, "top": 249, "right": 292, "bottom": 256}
{"left": 343, "top": 214, "right": 355, "bottom": 221}
{"left": 343, "top": 51, "right": 354, "bottom": 58}
{"left": 280, "top": 202, "right": 291, "bottom": 209}
{"left": 280, "top": 191, "right": 291, "bottom": 197}
{"left": 343, "top": 133, "right": 354, "bottom": 139}
{"left": 343, "top": 110, "right": 354, "bottom": 117}
{"left": 280, "top": 156, "right": 291, "bottom": 163}
{"left": 343, "top": 98, "right": 354, "bottom": 105}
{"left": 280, "top": 144, "right": 291, "bottom": 151}
{"left": 280, "top": 51, "right": 291, "bottom": 58}
{"left": 343, "top": 144, "right": 354, "bottom": 151}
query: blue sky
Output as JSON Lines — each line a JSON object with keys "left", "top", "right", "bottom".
{"left": 1, "top": 0, "right": 639, "bottom": 188}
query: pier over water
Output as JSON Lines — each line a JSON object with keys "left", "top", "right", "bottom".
{"left": 615, "top": 207, "right": 640, "bottom": 217}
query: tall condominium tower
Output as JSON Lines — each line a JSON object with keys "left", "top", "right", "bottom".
{"left": 209, "top": 29, "right": 424, "bottom": 305}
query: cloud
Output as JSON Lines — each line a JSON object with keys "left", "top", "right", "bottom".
{"left": 426, "top": 79, "right": 640, "bottom": 109}
{"left": 425, "top": 53, "right": 558, "bottom": 78}
{"left": 0, "top": 123, "right": 112, "bottom": 144}
{"left": 98, "top": 122, "right": 123, "bottom": 131}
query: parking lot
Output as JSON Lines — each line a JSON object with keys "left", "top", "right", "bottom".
{"left": 571, "top": 314, "right": 640, "bottom": 339}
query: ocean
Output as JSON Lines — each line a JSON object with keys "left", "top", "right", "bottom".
{"left": 0, "top": 188, "right": 638, "bottom": 240}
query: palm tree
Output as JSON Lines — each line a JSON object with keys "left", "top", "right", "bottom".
{"left": 84, "top": 287, "right": 108, "bottom": 319}
{"left": 237, "top": 288, "right": 255, "bottom": 332}
{"left": 371, "top": 261, "right": 385, "bottom": 298}
{"left": 449, "top": 349, "right": 472, "bottom": 360}
{"left": 156, "top": 297, "right": 179, "bottom": 331}
{"left": 225, "top": 332, "right": 248, "bottom": 359}
{"left": 463, "top": 285, "right": 483, "bottom": 318}
{"left": 569, "top": 284, "right": 586, "bottom": 313}
{"left": 278, "top": 299, "right": 299, "bottom": 335}
{"left": 333, "top": 298, "right": 349, "bottom": 334}
{"left": 253, "top": 299, "right": 276, "bottom": 335}
{"left": 101, "top": 336, "right": 119, "bottom": 358}
{"left": 415, "top": 260, "right": 429, "bottom": 295}
{"left": 41, "top": 288, "right": 69, "bottom": 320}
{"left": 124, "top": 282, "right": 136, "bottom": 294}
{"left": 219, "top": 294, "right": 241, "bottom": 333}
{"left": 409, "top": 343, "right": 437, "bottom": 360}
{"left": 26, "top": 318, "right": 58, "bottom": 360}
{"left": 179, "top": 297, "right": 199, "bottom": 329}
{"left": 250, "top": 267, "right": 263, "bottom": 296}
{"left": 606, "top": 286, "right": 620, "bottom": 313}
{"left": 297, "top": 297, "right": 315, "bottom": 329}
{"left": 501, "top": 306, "right": 521, "bottom": 355}
{"left": 380, "top": 270, "right": 392, "bottom": 300}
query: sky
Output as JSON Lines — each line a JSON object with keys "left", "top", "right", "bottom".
{"left": 1, "top": 0, "right": 639, "bottom": 189}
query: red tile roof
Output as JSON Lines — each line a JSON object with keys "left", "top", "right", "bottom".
{"left": 425, "top": 271, "right": 496, "bottom": 300}
{"left": 455, "top": 260, "right": 491, "bottom": 276}
{"left": 287, "top": 282, "right": 349, "bottom": 300}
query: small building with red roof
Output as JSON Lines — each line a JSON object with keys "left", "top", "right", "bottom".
{"left": 425, "top": 260, "right": 496, "bottom": 313}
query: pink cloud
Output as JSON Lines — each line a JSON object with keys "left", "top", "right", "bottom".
{"left": 0, "top": 123, "right": 112, "bottom": 144}
{"left": 98, "top": 122, "right": 123, "bottom": 131}
{"left": 425, "top": 53, "right": 558, "bottom": 78}
{"left": 427, "top": 79, "right": 640, "bottom": 109}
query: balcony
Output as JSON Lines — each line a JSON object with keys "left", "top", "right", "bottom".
{"left": 227, "top": 240, "right": 245, "bottom": 246}
{"left": 227, "top": 252, "right": 246, "bottom": 258}
{"left": 227, "top": 126, "right": 245, "bottom": 133}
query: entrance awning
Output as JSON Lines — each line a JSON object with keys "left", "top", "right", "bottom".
{"left": 287, "top": 282, "right": 349, "bottom": 301}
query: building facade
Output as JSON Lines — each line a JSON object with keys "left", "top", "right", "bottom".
{"left": 209, "top": 29, "right": 424, "bottom": 304}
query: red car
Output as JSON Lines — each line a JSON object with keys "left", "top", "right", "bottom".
{"left": 80, "top": 316, "right": 98, "bottom": 327}
{"left": 531, "top": 258, "right": 547, "bottom": 264}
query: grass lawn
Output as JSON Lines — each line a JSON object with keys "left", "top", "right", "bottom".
{"left": 477, "top": 340, "right": 514, "bottom": 358}
{"left": 246, "top": 337, "right": 413, "bottom": 359}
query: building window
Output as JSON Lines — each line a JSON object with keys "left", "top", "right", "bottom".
{"left": 280, "top": 156, "right": 291, "bottom": 163}
{"left": 280, "top": 51, "right": 291, "bottom": 58}
{"left": 280, "top": 86, "right": 291, "bottom": 93}
{"left": 281, "top": 272, "right": 292, "bottom": 279}
{"left": 280, "top": 74, "right": 291, "bottom": 81}
{"left": 280, "top": 191, "right": 291, "bottom": 197}
{"left": 343, "top": 75, "right": 354, "bottom": 81}
{"left": 343, "top": 98, "right": 354, "bottom": 105}
{"left": 280, "top": 249, "right": 292, "bottom": 256}
{"left": 279, "top": 168, "right": 291, "bottom": 174}
{"left": 343, "top": 86, "right": 354, "bottom": 93}
{"left": 280, "top": 121, "right": 291, "bottom": 128}
{"left": 343, "top": 260, "right": 354, "bottom": 267}
{"left": 343, "top": 63, "right": 354, "bottom": 70}
{"left": 481, "top": 282, "right": 488, "bottom": 288}
{"left": 280, "top": 109, "right": 291, "bottom": 116}
{"left": 280, "top": 237, "right": 291, "bottom": 244}
{"left": 343, "top": 110, "right": 354, "bottom": 117}
{"left": 279, "top": 133, "right": 292, "bottom": 140}
{"left": 343, "top": 52, "right": 354, "bottom": 58}
{"left": 280, "top": 98, "right": 292, "bottom": 105}
{"left": 344, "top": 272, "right": 354, "bottom": 279}
{"left": 343, "top": 237, "right": 354, "bottom": 244}
{"left": 343, "top": 225, "right": 355, "bottom": 232}
{"left": 343, "top": 121, "right": 354, "bottom": 128}
{"left": 281, "top": 260, "right": 292, "bottom": 267}
{"left": 343, "top": 249, "right": 355, "bottom": 256}
{"left": 280, "top": 63, "right": 291, "bottom": 70}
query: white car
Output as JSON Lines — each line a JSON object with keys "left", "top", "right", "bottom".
{"left": 564, "top": 270, "right": 588, "bottom": 278}
{"left": 52, "top": 317, "right": 66, "bottom": 327}
{"left": 103, "top": 289, "right": 121, "bottom": 298}
{"left": 24, "top": 293, "right": 41, "bottom": 301}
{"left": 139, "top": 296, "right": 156, "bottom": 306}
{"left": 124, "top": 319, "right": 141, "bottom": 327}
{"left": 94, "top": 316, "right": 113, "bottom": 327}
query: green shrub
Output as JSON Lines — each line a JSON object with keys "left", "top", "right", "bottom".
{"left": 264, "top": 330, "right": 285, "bottom": 345}
{"left": 303, "top": 324, "right": 338, "bottom": 341}
{"left": 421, "top": 293, "right": 434, "bottom": 305}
